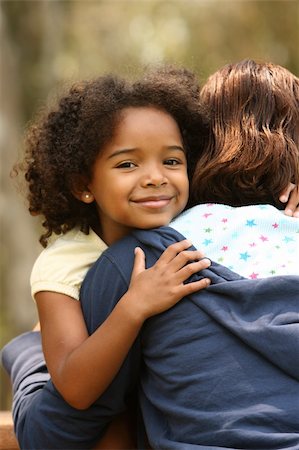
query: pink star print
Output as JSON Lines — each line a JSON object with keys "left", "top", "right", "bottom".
{"left": 272, "top": 223, "right": 279, "bottom": 229}
{"left": 221, "top": 246, "right": 228, "bottom": 251}
{"left": 203, "top": 213, "right": 212, "bottom": 218}
{"left": 221, "top": 218, "right": 228, "bottom": 223}
{"left": 249, "top": 243, "right": 256, "bottom": 247}
{"left": 249, "top": 272, "right": 259, "bottom": 279}
{"left": 259, "top": 235, "right": 268, "bottom": 242}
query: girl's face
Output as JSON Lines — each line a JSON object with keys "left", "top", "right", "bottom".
{"left": 83, "top": 106, "right": 189, "bottom": 245}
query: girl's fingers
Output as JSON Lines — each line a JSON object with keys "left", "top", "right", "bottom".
{"left": 279, "top": 183, "right": 299, "bottom": 216}
{"left": 283, "top": 185, "right": 299, "bottom": 217}
{"left": 175, "top": 257, "right": 211, "bottom": 283}
{"left": 279, "top": 182, "right": 295, "bottom": 203}
{"left": 130, "top": 247, "right": 146, "bottom": 282}
{"left": 156, "top": 240, "right": 205, "bottom": 264}
{"left": 165, "top": 249, "right": 207, "bottom": 273}
{"left": 179, "top": 277, "right": 211, "bottom": 297}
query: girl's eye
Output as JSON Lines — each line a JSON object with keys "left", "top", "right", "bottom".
{"left": 116, "top": 161, "right": 136, "bottom": 169}
{"left": 164, "top": 158, "right": 181, "bottom": 166}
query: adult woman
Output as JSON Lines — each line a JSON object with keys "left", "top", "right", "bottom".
{"left": 80, "top": 59, "right": 299, "bottom": 449}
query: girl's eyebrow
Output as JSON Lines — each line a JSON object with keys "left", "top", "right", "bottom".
{"left": 108, "top": 145, "right": 185, "bottom": 160}
{"left": 167, "top": 145, "right": 185, "bottom": 153}
{"left": 108, "top": 148, "right": 137, "bottom": 159}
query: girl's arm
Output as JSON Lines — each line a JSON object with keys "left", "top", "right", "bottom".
{"left": 280, "top": 183, "right": 299, "bottom": 217}
{"left": 37, "top": 239, "right": 211, "bottom": 409}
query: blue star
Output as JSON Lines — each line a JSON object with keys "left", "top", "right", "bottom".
{"left": 283, "top": 236, "right": 294, "bottom": 243}
{"left": 240, "top": 252, "right": 251, "bottom": 261}
{"left": 246, "top": 219, "right": 257, "bottom": 227}
{"left": 202, "top": 239, "right": 212, "bottom": 246}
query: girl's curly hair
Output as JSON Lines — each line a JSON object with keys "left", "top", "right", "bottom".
{"left": 189, "top": 59, "right": 299, "bottom": 208}
{"left": 15, "top": 65, "right": 208, "bottom": 246}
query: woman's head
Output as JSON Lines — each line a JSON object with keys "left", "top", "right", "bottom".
{"left": 190, "top": 59, "right": 299, "bottom": 207}
{"left": 18, "top": 66, "right": 207, "bottom": 246}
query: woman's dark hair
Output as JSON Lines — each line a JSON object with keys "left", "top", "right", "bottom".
{"left": 189, "top": 59, "right": 299, "bottom": 207}
{"left": 15, "top": 65, "right": 208, "bottom": 246}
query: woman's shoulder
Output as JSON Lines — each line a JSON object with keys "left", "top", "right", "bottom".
{"left": 174, "top": 203, "right": 298, "bottom": 223}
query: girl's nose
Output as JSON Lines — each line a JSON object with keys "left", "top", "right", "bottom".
{"left": 141, "top": 167, "right": 168, "bottom": 188}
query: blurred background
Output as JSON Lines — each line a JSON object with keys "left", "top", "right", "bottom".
{"left": 1, "top": 0, "right": 298, "bottom": 409}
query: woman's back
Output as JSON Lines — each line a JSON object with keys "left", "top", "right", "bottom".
{"left": 172, "top": 203, "right": 299, "bottom": 278}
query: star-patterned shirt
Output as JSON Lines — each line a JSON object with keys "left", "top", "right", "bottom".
{"left": 171, "top": 203, "right": 299, "bottom": 279}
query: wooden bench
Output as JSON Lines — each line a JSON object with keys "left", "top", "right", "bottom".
{"left": 0, "top": 411, "right": 19, "bottom": 450}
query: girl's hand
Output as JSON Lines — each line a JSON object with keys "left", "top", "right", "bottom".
{"left": 279, "top": 183, "right": 299, "bottom": 217}
{"left": 124, "top": 240, "right": 211, "bottom": 321}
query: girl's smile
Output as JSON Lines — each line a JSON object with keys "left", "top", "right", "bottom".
{"left": 82, "top": 106, "right": 189, "bottom": 245}
{"left": 131, "top": 195, "right": 174, "bottom": 209}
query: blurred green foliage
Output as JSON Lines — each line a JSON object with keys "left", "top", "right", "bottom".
{"left": 2, "top": 0, "right": 298, "bottom": 121}
{"left": 0, "top": 0, "right": 298, "bottom": 409}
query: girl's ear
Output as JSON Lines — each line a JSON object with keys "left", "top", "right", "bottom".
{"left": 71, "top": 176, "right": 95, "bottom": 204}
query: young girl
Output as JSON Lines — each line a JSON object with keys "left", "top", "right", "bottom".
{"left": 3, "top": 66, "right": 212, "bottom": 449}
